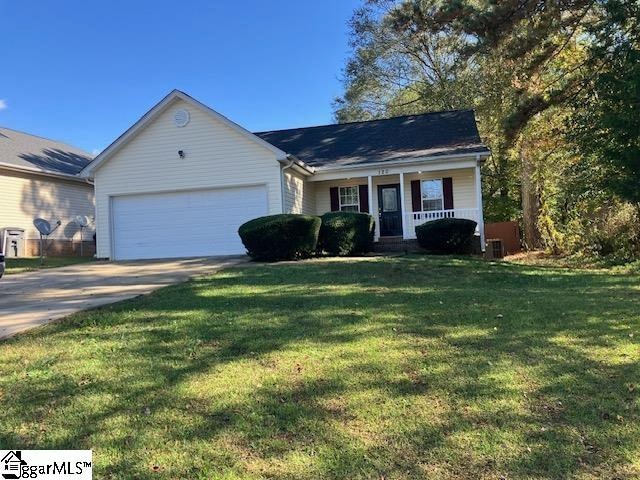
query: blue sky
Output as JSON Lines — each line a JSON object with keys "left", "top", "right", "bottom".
{"left": 0, "top": 0, "right": 361, "bottom": 154}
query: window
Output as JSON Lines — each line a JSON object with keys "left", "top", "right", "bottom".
{"left": 421, "top": 179, "right": 443, "bottom": 211}
{"left": 381, "top": 187, "right": 398, "bottom": 211}
{"left": 339, "top": 186, "right": 360, "bottom": 212}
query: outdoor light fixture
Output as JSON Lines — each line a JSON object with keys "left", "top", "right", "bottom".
{"left": 178, "top": 150, "right": 185, "bottom": 158}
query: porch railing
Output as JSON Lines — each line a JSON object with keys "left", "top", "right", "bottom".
{"left": 404, "top": 208, "right": 480, "bottom": 239}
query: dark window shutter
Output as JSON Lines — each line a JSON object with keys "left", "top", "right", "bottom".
{"left": 411, "top": 180, "right": 422, "bottom": 212}
{"left": 443, "top": 177, "right": 454, "bottom": 210}
{"left": 330, "top": 187, "right": 339, "bottom": 211}
{"left": 358, "top": 184, "right": 369, "bottom": 213}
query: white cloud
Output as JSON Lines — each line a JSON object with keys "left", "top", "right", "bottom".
{"left": 91, "top": 149, "right": 102, "bottom": 156}
{"left": 0, "top": 99, "right": 7, "bottom": 110}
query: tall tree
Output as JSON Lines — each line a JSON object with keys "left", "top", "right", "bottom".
{"left": 569, "top": 1, "right": 640, "bottom": 205}
{"left": 334, "top": 0, "right": 478, "bottom": 122}
{"left": 334, "top": 0, "right": 520, "bottom": 222}
{"left": 335, "top": 0, "right": 639, "bottom": 247}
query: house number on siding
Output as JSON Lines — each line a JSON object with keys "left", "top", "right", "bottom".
{"left": 378, "top": 168, "right": 390, "bottom": 175}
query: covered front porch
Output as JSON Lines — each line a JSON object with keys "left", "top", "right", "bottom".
{"left": 308, "top": 159, "right": 485, "bottom": 247}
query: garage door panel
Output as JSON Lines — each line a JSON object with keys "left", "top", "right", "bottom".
{"left": 112, "top": 185, "right": 267, "bottom": 260}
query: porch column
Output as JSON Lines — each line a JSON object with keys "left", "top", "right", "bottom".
{"left": 368, "top": 175, "right": 377, "bottom": 240}
{"left": 475, "top": 158, "right": 486, "bottom": 252}
{"left": 399, "top": 171, "right": 408, "bottom": 239}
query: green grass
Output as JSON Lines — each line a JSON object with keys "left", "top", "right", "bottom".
{"left": 1, "top": 255, "right": 639, "bottom": 479}
{"left": 506, "top": 251, "right": 640, "bottom": 274}
{"left": 4, "top": 256, "right": 95, "bottom": 274}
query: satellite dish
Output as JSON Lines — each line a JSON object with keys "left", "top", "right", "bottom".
{"left": 75, "top": 215, "right": 89, "bottom": 227}
{"left": 73, "top": 216, "right": 89, "bottom": 257}
{"left": 33, "top": 218, "right": 61, "bottom": 262}
{"left": 34, "top": 218, "right": 52, "bottom": 236}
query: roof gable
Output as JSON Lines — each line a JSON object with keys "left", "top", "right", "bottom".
{"left": 81, "top": 90, "right": 287, "bottom": 177}
{"left": 255, "top": 110, "right": 488, "bottom": 169}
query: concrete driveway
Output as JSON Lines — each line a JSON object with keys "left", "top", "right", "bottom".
{"left": 0, "top": 256, "right": 245, "bottom": 339}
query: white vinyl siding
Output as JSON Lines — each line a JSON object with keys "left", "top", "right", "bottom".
{"left": 0, "top": 169, "right": 95, "bottom": 241}
{"left": 93, "top": 98, "right": 283, "bottom": 259}
{"left": 283, "top": 169, "right": 315, "bottom": 215}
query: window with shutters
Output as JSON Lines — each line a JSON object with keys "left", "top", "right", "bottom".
{"left": 421, "top": 179, "right": 444, "bottom": 211}
{"left": 339, "top": 186, "right": 360, "bottom": 212}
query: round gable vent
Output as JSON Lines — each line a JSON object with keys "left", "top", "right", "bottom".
{"left": 173, "top": 109, "right": 190, "bottom": 127}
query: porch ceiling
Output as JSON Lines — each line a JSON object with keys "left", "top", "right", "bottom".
{"left": 306, "top": 155, "right": 480, "bottom": 182}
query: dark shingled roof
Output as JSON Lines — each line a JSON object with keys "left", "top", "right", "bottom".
{"left": 0, "top": 127, "right": 93, "bottom": 176}
{"left": 255, "top": 110, "right": 488, "bottom": 169}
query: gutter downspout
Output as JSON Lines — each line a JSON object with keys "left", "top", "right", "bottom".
{"left": 280, "top": 157, "right": 295, "bottom": 213}
{"left": 475, "top": 153, "right": 486, "bottom": 252}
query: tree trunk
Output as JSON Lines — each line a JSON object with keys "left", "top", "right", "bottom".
{"left": 498, "top": 154, "right": 510, "bottom": 200}
{"left": 520, "top": 144, "right": 542, "bottom": 250}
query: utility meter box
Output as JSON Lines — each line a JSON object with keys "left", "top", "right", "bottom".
{"left": 1, "top": 228, "right": 26, "bottom": 257}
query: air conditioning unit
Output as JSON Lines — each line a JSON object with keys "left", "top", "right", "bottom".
{"left": 485, "top": 238, "right": 504, "bottom": 259}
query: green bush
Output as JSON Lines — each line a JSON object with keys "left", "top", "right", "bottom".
{"left": 238, "top": 214, "right": 321, "bottom": 261}
{"left": 579, "top": 202, "right": 640, "bottom": 261}
{"left": 319, "top": 212, "right": 375, "bottom": 256}
{"left": 415, "top": 218, "right": 477, "bottom": 254}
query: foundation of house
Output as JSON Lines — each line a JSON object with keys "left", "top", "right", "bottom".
{"left": 373, "top": 236, "right": 422, "bottom": 253}
{"left": 25, "top": 239, "right": 96, "bottom": 257}
{"left": 373, "top": 235, "right": 485, "bottom": 254}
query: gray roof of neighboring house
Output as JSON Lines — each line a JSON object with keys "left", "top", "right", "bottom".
{"left": 0, "top": 127, "right": 93, "bottom": 176}
{"left": 255, "top": 110, "right": 489, "bottom": 169}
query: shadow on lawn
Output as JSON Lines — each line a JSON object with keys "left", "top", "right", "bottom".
{"left": 1, "top": 256, "right": 638, "bottom": 479}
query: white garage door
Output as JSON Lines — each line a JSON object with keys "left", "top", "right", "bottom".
{"left": 112, "top": 185, "right": 268, "bottom": 260}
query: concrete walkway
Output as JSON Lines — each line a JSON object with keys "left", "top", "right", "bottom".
{"left": 0, "top": 256, "right": 245, "bottom": 339}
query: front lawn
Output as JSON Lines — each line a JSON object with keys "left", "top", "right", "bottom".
{"left": 4, "top": 256, "right": 95, "bottom": 274}
{"left": 1, "top": 256, "right": 638, "bottom": 479}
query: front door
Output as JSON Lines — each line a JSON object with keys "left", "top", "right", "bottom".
{"left": 377, "top": 184, "right": 402, "bottom": 236}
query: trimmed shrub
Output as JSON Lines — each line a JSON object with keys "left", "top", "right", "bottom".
{"left": 415, "top": 218, "right": 477, "bottom": 254}
{"left": 238, "top": 214, "right": 321, "bottom": 261}
{"left": 319, "top": 212, "right": 375, "bottom": 256}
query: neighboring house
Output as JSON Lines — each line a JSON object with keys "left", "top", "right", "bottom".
{"left": 0, "top": 127, "right": 95, "bottom": 256}
{"left": 81, "top": 90, "right": 490, "bottom": 261}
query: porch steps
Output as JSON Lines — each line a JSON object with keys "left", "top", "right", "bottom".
{"left": 373, "top": 236, "right": 421, "bottom": 253}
